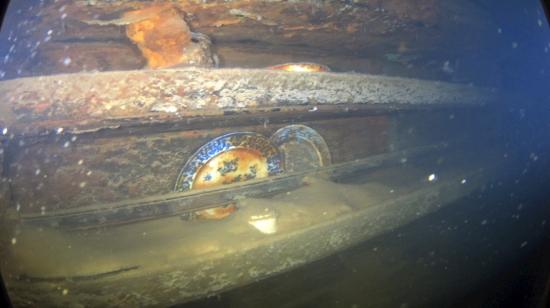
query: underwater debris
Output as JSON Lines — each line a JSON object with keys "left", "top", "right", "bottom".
{"left": 442, "top": 60, "right": 454, "bottom": 74}
{"left": 229, "top": 8, "right": 278, "bottom": 26}
{"left": 248, "top": 207, "right": 278, "bottom": 234}
{"left": 181, "top": 203, "right": 238, "bottom": 221}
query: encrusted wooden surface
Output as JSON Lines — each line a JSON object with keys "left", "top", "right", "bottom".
{"left": 0, "top": 0, "right": 503, "bottom": 85}
{"left": 2, "top": 150, "right": 504, "bottom": 307}
{"left": 5, "top": 116, "right": 390, "bottom": 214}
{"left": 0, "top": 68, "right": 495, "bottom": 131}
{"left": 0, "top": 64, "right": 496, "bottom": 216}
{"left": 20, "top": 145, "right": 437, "bottom": 229}
{"left": 3, "top": 105, "right": 494, "bottom": 216}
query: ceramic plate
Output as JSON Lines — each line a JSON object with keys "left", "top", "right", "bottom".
{"left": 267, "top": 62, "right": 330, "bottom": 72}
{"left": 175, "top": 132, "right": 283, "bottom": 192}
{"left": 271, "top": 125, "right": 331, "bottom": 172}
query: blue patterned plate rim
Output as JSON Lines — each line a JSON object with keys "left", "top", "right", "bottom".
{"left": 174, "top": 132, "right": 283, "bottom": 192}
{"left": 271, "top": 124, "right": 331, "bottom": 167}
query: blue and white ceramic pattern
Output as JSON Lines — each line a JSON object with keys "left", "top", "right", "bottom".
{"left": 174, "top": 132, "right": 283, "bottom": 192}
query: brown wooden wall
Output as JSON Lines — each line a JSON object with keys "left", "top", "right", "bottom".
{"left": 5, "top": 115, "right": 392, "bottom": 214}
{"left": 2, "top": 105, "right": 501, "bottom": 215}
{"left": 0, "top": 0, "right": 504, "bottom": 86}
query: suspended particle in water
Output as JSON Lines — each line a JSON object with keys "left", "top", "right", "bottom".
{"left": 79, "top": 182, "right": 87, "bottom": 188}
{"left": 512, "top": 42, "right": 518, "bottom": 48}
{"left": 63, "top": 57, "right": 72, "bottom": 66}
{"left": 63, "top": 141, "right": 70, "bottom": 148}
{"left": 2, "top": 127, "right": 8, "bottom": 135}
{"left": 428, "top": 173, "right": 437, "bottom": 182}
{"left": 460, "top": 179, "right": 467, "bottom": 184}
{"left": 11, "top": 238, "right": 16, "bottom": 245}
{"left": 442, "top": 61, "right": 454, "bottom": 74}
{"left": 56, "top": 127, "right": 64, "bottom": 134}
{"left": 517, "top": 203, "right": 524, "bottom": 211}
{"left": 41, "top": 206, "right": 46, "bottom": 215}
{"left": 497, "top": 28, "right": 502, "bottom": 34}
{"left": 78, "top": 159, "right": 84, "bottom": 165}
{"left": 62, "top": 289, "right": 68, "bottom": 296}
{"left": 520, "top": 241, "right": 528, "bottom": 248}
{"left": 481, "top": 219, "right": 487, "bottom": 225}
{"left": 35, "top": 169, "right": 41, "bottom": 175}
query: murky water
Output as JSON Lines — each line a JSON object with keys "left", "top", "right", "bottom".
{"left": 1, "top": 0, "right": 550, "bottom": 307}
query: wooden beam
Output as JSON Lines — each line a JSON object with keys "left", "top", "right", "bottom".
{"left": 18, "top": 144, "right": 441, "bottom": 229}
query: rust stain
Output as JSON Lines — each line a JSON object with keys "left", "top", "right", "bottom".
{"left": 194, "top": 203, "right": 238, "bottom": 220}
{"left": 115, "top": 3, "right": 216, "bottom": 69}
{"left": 346, "top": 23, "right": 359, "bottom": 33}
{"left": 123, "top": 5, "right": 191, "bottom": 68}
{"left": 124, "top": 4, "right": 193, "bottom": 69}
{"left": 32, "top": 102, "right": 53, "bottom": 114}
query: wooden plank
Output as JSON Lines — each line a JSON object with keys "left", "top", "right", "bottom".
{"left": 0, "top": 102, "right": 480, "bottom": 140}
{"left": 0, "top": 0, "right": 502, "bottom": 85}
{"left": 5, "top": 114, "right": 392, "bottom": 214}
{"left": 0, "top": 68, "right": 496, "bottom": 131}
{"left": 18, "top": 145, "right": 440, "bottom": 229}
